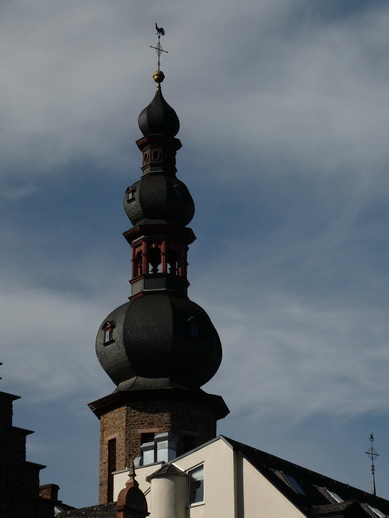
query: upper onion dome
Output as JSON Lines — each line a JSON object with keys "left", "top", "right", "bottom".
{"left": 138, "top": 70, "right": 180, "bottom": 137}
{"left": 124, "top": 175, "right": 194, "bottom": 226}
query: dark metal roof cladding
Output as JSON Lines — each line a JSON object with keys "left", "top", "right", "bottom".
{"left": 96, "top": 294, "right": 222, "bottom": 391}
{"left": 57, "top": 502, "right": 116, "bottom": 517}
{"left": 138, "top": 85, "right": 180, "bottom": 137}
{"left": 96, "top": 70, "right": 223, "bottom": 394}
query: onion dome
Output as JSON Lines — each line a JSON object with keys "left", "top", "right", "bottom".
{"left": 96, "top": 294, "right": 222, "bottom": 392}
{"left": 124, "top": 176, "right": 194, "bottom": 226}
{"left": 125, "top": 69, "right": 194, "bottom": 226}
{"left": 138, "top": 71, "right": 180, "bottom": 137}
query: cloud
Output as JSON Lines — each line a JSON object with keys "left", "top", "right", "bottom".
{"left": 198, "top": 273, "right": 389, "bottom": 421}
{"left": 2, "top": 0, "right": 389, "bottom": 506}
{"left": 1, "top": 279, "right": 113, "bottom": 402}
{"left": 2, "top": 0, "right": 389, "bottom": 188}
{"left": 2, "top": 0, "right": 388, "bottom": 418}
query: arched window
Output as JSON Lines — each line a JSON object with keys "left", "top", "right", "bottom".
{"left": 167, "top": 248, "right": 178, "bottom": 275}
{"left": 134, "top": 250, "right": 143, "bottom": 276}
{"left": 148, "top": 245, "right": 161, "bottom": 274}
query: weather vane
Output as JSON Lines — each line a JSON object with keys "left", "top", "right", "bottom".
{"left": 365, "top": 433, "right": 379, "bottom": 496}
{"left": 150, "top": 23, "right": 168, "bottom": 71}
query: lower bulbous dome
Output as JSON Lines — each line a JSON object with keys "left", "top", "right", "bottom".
{"left": 124, "top": 174, "right": 194, "bottom": 226}
{"left": 96, "top": 294, "right": 222, "bottom": 391}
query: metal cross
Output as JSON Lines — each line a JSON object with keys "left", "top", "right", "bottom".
{"left": 150, "top": 23, "right": 168, "bottom": 71}
{"left": 365, "top": 433, "right": 380, "bottom": 496}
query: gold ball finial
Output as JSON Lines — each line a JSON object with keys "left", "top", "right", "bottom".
{"left": 153, "top": 70, "right": 165, "bottom": 85}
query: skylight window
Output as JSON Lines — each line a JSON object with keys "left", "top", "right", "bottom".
{"left": 283, "top": 473, "right": 306, "bottom": 495}
{"left": 321, "top": 487, "right": 343, "bottom": 503}
{"left": 365, "top": 504, "right": 387, "bottom": 518}
{"left": 273, "top": 470, "right": 306, "bottom": 495}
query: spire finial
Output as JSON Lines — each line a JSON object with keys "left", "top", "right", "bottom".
{"left": 125, "top": 462, "right": 138, "bottom": 489}
{"left": 365, "top": 433, "right": 379, "bottom": 496}
{"left": 150, "top": 24, "right": 168, "bottom": 74}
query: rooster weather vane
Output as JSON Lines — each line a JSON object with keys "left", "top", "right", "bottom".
{"left": 150, "top": 23, "right": 168, "bottom": 71}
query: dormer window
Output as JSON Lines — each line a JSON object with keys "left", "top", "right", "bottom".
{"left": 190, "top": 325, "right": 199, "bottom": 337}
{"left": 187, "top": 316, "right": 200, "bottom": 338}
{"left": 125, "top": 187, "right": 135, "bottom": 203}
{"left": 102, "top": 321, "right": 115, "bottom": 345}
{"left": 173, "top": 183, "right": 184, "bottom": 199}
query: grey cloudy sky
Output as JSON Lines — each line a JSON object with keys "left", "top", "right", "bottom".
{"left": 2, "top": 0, "right": 389, "bottom": 508}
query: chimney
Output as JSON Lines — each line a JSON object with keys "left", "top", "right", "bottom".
{"left": 141, "top": 441, "right": 156, "bottom": 465}
{"left": 155, "top": 432, "right": 179, "bottom": 463}
{"left": 39, "top": 483, "right": 60, "bottom": 501}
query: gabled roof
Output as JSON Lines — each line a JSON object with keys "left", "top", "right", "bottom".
{"left": 224, "top": 436, "right": 389, "bottom": 518}
{"left": 58, "top": 435, "right": 389, "bottom": 518}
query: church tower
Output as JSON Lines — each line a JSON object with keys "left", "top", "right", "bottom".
{"left": 89, "top": 56, "right": 228, "bottom": 504}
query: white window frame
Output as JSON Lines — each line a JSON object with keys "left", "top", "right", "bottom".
{"left": 187, "top": 464, "right": 204, "bottom": 506}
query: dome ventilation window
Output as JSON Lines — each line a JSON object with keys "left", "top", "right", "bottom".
{"left": 102, "top": 321, "right": 115, "bottom": 345}
{"left": 125, "top": 187, "right": 136, "bottom": 203}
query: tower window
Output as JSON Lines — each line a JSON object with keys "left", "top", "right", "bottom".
{"left": 188, "top": 465, "right": 204, "bottom": 505}
{"left": 187, "top": 316, "right": 200, "bottom": 338}
{"left": 148, "top": 245, "right": 161, "bottom": 274}
{"left": 167, "top": 248, "right": 178, "bottom": 275}
{"left": 134, "top": 250, "right": 143, "bottom": 276}
{"left": 190, "top": 326, "right": 199, "bottom": 337}
{"left": 173, "top": 183, "right": 184, "bottom": 199}
{"left": 107, "top": 438, "right": 117, "bottom": 503}
{"left": 152, "top": 150, "right": 161, "bottom": 161}
{"left": 125, "top": 187, "right": 135, "bottom": 202}
{"left": 101, "top": 321, "right": 115, "bottom": 345}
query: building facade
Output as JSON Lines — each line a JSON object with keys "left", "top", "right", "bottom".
{"left": 0, "top": 390, "right": 70, "bottom": 517}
